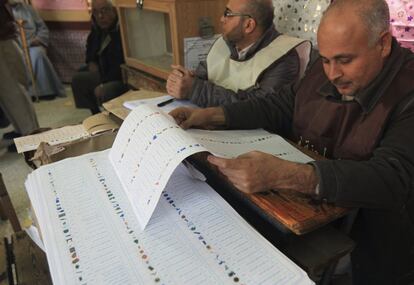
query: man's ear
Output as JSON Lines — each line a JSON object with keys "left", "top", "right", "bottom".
{"left": 379, "top": 31, "right": 392, "bottom": 58}
{"left": 244, "top": 18, "right": 257, "bottom": 34}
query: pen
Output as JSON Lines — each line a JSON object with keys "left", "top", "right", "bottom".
{"left": 157, "top": 98, "right": 175, "bottom": 107}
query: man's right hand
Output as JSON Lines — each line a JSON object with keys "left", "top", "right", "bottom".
{"left": 88, "top": 62, "right": 99, "bottom": 73}
{"left": 166, "top": 65, "right": 194, "bottom": 99}
{"left": 169, "top": 107, "right": 226, "bottom": 129}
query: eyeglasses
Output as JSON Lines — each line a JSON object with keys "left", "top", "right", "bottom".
{"left": 92, "top": 6, "right": 114, "bottom": 17}
{"left": 223, "top": 7, "right": 252, "bottom": 18}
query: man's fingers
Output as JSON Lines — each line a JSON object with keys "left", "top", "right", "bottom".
{"left": 207, "top": 155, "right": 229, "bottom": 168}
{"left": 169, "top": 107, "right": 187, "bottom": 117}
{"left": 172, "top": 69, "right": 184, "bottom": 77}
{"left": 168, "top": 72, "right": 183, "bottom": 82}
{"left": 179, "top": 120, "right": 193, "bottom": 129}
{"left": 171, "top": 64, "right": 187, "bottom": 73}
{"left": 169, "top": 107, "right": 195, "bottom": 127}
{"left": 207, "top": 155, "right": 243, "bottom": 169}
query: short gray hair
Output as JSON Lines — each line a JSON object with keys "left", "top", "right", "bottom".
{"left": 324, "top": 0, "right": 390, "bottom": 46}
{"left": 243, "top": 0, "right": 274, "bottom": 30}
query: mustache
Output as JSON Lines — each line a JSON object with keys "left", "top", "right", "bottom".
{"left": 332, "top": 79, "right": 351, "bottom": 86}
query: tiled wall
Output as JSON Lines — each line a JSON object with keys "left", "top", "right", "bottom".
{"left": 273, "top": 0, "right": 331, "bottom": 46}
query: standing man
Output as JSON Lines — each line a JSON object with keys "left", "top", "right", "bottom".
{"left": 71, "top": 0, "right": 127, "bottom": 114}
{"left": 0, "top": 0, "right": 39, "bottom": 147}
{"left": 166, "top": 0, "right": 311, "bottom": 107}
{"left": 170, "top": 0, "right": 414, "bottom": 283}
{"left": 10, "top": 0, "right": 65, "bottom": 99}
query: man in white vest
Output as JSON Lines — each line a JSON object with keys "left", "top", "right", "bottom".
{"left": 166, "top": 0, "right": 311, "bottom": 107}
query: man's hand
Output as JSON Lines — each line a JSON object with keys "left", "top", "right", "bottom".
{"left": 166, "top": 65, "right": 194, "bottom": 99}
{"left": 88, "top": 62, "right": 99, "bottom": 73}
{"left": 207, "top": 151, "right": 319, "bottom": 195}
{"left": 94, "top": 84, "right": 105, "bottom": 103}
{"left": 169, "top": 107, "right": 225, "bottom": 129}
{"left": 29, "top": 37, "right": 42, "bottom": 46}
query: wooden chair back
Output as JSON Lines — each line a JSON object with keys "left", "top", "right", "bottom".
{"left": 0, "top": 173, "right": 53, "bottom": 285}
{"left": 0, "top": 173, "right": 22, "bottom": 233}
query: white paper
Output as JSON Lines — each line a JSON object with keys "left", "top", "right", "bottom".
{"left": 123, "top": 95, "right": 198, "bottom": 113}
{"left": 184, "top": 35, "right": 220, "bottom": 70}
{"left": 109, "top": 105, "right": 208, "bottom": 230}
{"left": 109, "top": 105, "right": 313, "bottom": 230}
{"left": 26, "top": 152, "right": 313, "bottom": 285}
{"left": 187, "top": 129, "right": 313, "bottom": 163}
{"left": 14, "top": 125, "right": 89, "bottom": 153}
{"left": 25, "top": 225, "right": 45, "bottom": 252}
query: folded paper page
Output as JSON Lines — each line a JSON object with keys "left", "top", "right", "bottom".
{"left": 109, "top": 105, "right": 313, "bottom": 230}
{"left": 187, "top": 129, "right": 312, "bottom": 162}
{"left": 108, "top": 105, "right": 208, "bottom": 229}
{"left": 14, "top": 125, "right": 89, "bottom": 153}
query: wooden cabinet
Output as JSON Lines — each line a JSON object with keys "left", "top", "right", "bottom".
{"left": 114, "top": 0, "right": 226, "bottom": 81}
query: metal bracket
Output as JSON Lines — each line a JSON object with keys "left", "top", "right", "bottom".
{"left": 136, "top": 0, "right": 144, "bottom": 9}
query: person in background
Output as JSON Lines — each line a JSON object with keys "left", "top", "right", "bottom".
{"left": 0, "top": 0, "right": 39, "bottom": 150}
{"left": 170, "top": 0, "right": 414, "bottom": 283}
{"left": 10, "top": 0, "right": 65, "bottom": 99}
{"left": 166, "top": 0, "right": 310, "bottom": 107}
{"left": 71, "top": 0, "right": 128, "bottom": 115}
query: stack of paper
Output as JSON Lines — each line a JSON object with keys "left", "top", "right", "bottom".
{"left": 26, "top": 105, "right": 314, "bottom": 284}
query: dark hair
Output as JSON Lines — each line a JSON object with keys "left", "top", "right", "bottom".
{"left": 244, "top": 0, "right": 274, "bottom": 30}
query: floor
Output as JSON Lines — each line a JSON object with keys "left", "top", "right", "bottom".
{"left": 0, "top": 88, "right": 90, "bottom": 237}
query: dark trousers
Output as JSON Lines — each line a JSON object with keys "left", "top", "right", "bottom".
{"left": 71, "top": 69, "right": 128, "bottom": 114}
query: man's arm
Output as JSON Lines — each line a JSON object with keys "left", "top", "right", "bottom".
{"left": 314, "top": 94, "right": 414, "bottom": 210}
{"left": 169, "top": 79, "right": 296, "bottom": 133}
{"left": 222, "top": 82, "right": 297, "bottom": 136}
{"left": 85, "top": 27, "right": 98, "bottom": 66}
{"left": 189, "top": 51, "right": 299, "bottom": 107}
{"left": 169, "top": 106, "right": 226, "bottom": 130}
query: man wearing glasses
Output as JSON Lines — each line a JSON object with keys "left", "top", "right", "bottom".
{"left": 166, "top": 0, "right": 311, "bottom": 107}
{"left": 71, "top": 0, "right": 128, "bottom": 114}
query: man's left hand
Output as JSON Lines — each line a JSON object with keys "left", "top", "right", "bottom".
{"left": 207, "top": 151, "right": 319, "bottom": 195}
{"left": 30, "top": 38, "right": 42, "bottom": 47}
{"left": 166, "top": 65, "right": 194, "bottom": 99}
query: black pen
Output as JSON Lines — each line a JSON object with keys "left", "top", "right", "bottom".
{"left": 157, "top": 98, "right": 175, "bottom": 107}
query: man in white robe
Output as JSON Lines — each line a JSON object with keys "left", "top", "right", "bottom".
{"left": 10, "top": 0, "right": 65, "bottom": 99}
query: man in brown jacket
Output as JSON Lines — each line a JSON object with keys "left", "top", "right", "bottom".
{"left": 170, "top": 0, "right": 414, "bottom": 283}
